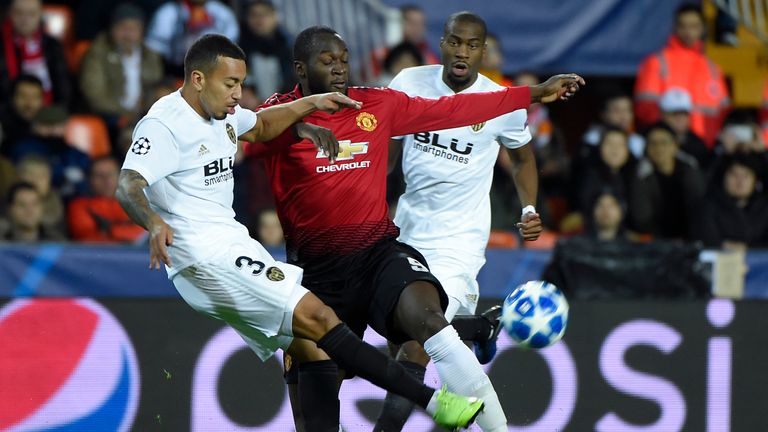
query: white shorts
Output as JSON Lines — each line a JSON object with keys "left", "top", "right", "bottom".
{"left": 172, "top": 237, "right": 308, "bottom": 361}
{"left": 420, "top": 250, "right": 485, "bottom": 320}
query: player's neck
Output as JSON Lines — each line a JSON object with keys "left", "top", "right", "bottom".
{"left": 180, "top": 85, "right": 212, "bottom": 121}
{"left": 443, "top": 73, "right": 478, "bottom": 94}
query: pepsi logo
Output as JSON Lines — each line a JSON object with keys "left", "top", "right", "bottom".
{"left": 0, "top": 299, "right": 140, "bottom": 431}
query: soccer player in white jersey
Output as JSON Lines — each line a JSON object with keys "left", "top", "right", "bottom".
{"left": 115, "top": 34, "right": 487, "bottom": 430}
{"left": 375, "top": 13, "right": 544, "bottom": 432}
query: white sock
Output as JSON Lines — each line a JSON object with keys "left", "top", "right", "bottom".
{"left": 424, "top": 326, "right": 508, "bottom": 432}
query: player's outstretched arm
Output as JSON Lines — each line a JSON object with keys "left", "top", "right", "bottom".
{"left": 116, "top": 169, "right": 174, "bottom": 269}
{"left": 242, "top": 92, "right": 362, "bottom": 142}
{"left": 530, "top": 74, "right": 585, "bottom": 104}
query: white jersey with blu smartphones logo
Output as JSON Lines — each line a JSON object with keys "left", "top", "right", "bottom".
{"left": 390, "top": 65, "right": 531, "bottom": 258}
{"left": 389, "top": 65, "right": 531, "bottom": 312}
{"left": 122, "top": 90, "right": 257, "bottom": 278}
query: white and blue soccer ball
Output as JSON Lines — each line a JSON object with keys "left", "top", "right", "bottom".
{"left": 501, "top": 280, "right": 569, "bottom": 349}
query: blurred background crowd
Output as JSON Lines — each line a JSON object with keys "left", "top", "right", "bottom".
{"left": 0, "top": 0, "right": 766, "bottom": 261}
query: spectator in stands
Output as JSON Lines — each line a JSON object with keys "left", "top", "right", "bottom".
{"left": 588, "top": 190, "right": 628, "bottom": 242}
{"left": 370, "top": 4, "right": 438, "bottom": 79}
{"left": 239, "top": 0, "right": 293, "bottom": 101}
{"left": 0, "top": 181, "right": 64, "bottom": 242}
{"left": 479, "top": 33, "right": 512, "bottom": 87}
{"left": 79, "top": 3, "right": 164, "bottom": 145}
{"left": 256, "top": 208, "right": 284, "bottom": 248}
{"left": 578, "top": 127, "right": 636, "bottom": 218}
{"left": 145, "top": 0, "right": 238, "bottom": 76}
{"left": 635, "top": 4, "right": 729, "bottom": 146}
{"left": 15, "top": 155, "right": 65, "bottom": 238}
{"left": 0, "top": 74, "right": 43, "bottom": 157}
{"left": 375, "top": 41, "right": 423, "bottom": 87}
{"left": 695, "top": 154, "right": 768, "bottom": 250}
{"left": 582, "top": 93, "right": 645, "bottom": 158}
{"left": 68, "top": 156, "right": 145, "bottom": 243}
{"left": 0, "top": 143, "right": 15, "bottom": 214}
{"left": 709, "top": 112, "right": 768, "bottom": 191}
{"left": 630, "top": 122, "right": 705, "bottom": 240}
{"left": 659, "top": 87, "right": 710, "bottom": 168}
{"left": 11, "top": 105, "right": 91, "bottom": 199}
{"left": 0, "top": 0, "right": 70, "bottom": 108}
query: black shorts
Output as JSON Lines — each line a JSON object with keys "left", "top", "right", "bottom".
{"left": 299, "top": 237, "right": 447, "bottom": 345}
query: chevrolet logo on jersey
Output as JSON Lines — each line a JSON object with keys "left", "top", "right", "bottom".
{"left": 315, "top": 140, "right": 371, "bottom": 173}
{"left": 316, "top": 140, "right": 369, "bottom": 161}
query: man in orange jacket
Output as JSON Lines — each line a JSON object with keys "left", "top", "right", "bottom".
{"left": 635, "top": 4, "right": 729, "bottom": 147}
{"left": 68, "top": 156, "right": 145, "bottom": 243}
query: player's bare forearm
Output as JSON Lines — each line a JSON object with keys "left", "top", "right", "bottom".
{"left": 116, "top": 169, "right": 156, "bottom": 231}
{"left": 507, "top": 145, "right": 538, "bottom": 207}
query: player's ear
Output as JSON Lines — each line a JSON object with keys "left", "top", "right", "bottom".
{"left": 190, "top": 70, "right": 205, "bottom": 92}
{"left": 294, "top": 61, "right": 306, "bottom": 79}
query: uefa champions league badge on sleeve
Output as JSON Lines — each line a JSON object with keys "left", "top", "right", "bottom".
{"left": 131, "top": 137, "right": 151, "bottom": 155}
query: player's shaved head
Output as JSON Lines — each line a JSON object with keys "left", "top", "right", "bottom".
{"left": 293, "top": 26, "right": 345, "bottom": 64}
{"left": 443, "top": 11, "right": 487, "bottom": 41}
{"left": 184, "top": 34, "right": 246, "bottom": 77}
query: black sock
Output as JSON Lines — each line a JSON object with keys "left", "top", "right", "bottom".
{"left": 373, "top": 361, "right": 426, "bottom": 432}
{"left": 299, "top": 360, "right": 339, "bottom": 432}
{"left": 316, "top": 324, "right": 434, "bottom": 408}
{"left": 451, "top": 315, "right": 492, "bottom": 342}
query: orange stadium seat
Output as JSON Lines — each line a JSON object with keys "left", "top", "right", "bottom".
{"left": 67, "top": 39, "right": 92, "bottom": 72}
{"left": 487, "top": 230, "right": 519, "bottom": 249}
{"left": 42, "top": 4, "right": 74, "bottom": 45}
{"left": 65, "top": 115, "right": 111, "bottom": 159}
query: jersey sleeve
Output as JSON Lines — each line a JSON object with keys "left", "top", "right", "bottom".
{"left": 387, "top": 72, "right": 408, "bottom": 140}
{"left": 386, "top": 86, "right": 531, "bottom": 137}
{"left": 234, "top": 105, "right": 258, "bottom": 136}
{"left": 122, "top": 118, "right": 180, "bottom": 186}
{"left": 497, "top": 109, "right": 532, "bottom": 149}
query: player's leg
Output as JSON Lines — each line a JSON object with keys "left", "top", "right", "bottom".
{"left": 373, "top": 296, "right": 462, "bottom": 432}
{"left": 368, "top": 243, "right": 507, "bottom": 432}
{"left": 290, "top": 289, "right": 484, "bottom": 431}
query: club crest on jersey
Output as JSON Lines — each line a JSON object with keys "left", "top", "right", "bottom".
{"left": 226, "top": 123, "right": 236, "bottom": 144}
{"left": 356, "top": 112, "right": 378, "bottom": 132}
{"left": 469, "top": 122, "right": 486, "bottom": 133}
{"left": 266, "top": 266, "right": 285, "bottom": 281}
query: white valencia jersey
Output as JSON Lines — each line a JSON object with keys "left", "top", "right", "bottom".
{"left": 390, "top": 65, "right": 531, "bottom": 260}
{"left": 122, "top": 90, "right": 257, "bottom": 278}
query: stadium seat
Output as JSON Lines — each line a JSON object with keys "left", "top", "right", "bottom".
{"left": 67, "top": 40, "right": 92, "bottom": 72}
{"left": 487, "top": 230, "right": 519, "bottom": 249}
{"left": 65, "top": 115, "right": 111, "bottom": 159}
{"left": 524, "top": 230, "right": 558, "bottom": 249}
{"left": 42, "top": 4, "right": 74, "bottom": 45}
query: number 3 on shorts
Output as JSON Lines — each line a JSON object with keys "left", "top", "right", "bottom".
{"left": 235, "top": 256, "right": 266, "bottom": 275}
{"left": 407, "top": 257, "right": 428, "bottom": 272}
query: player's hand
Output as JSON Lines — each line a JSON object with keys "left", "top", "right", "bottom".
{"left": 516, "top": 211, "right": 543, "bottom": 241}
{"left": 313, "top": 92, "right": 363, "bottom": 114}
{"left": 147, "top": 214, "right": 173, "bottom": 269}
{"left": 531, "top": 74, "right": 585, "bottom": 103}
{"left": 296, "top": 122, "right": 340, "bottom": 162}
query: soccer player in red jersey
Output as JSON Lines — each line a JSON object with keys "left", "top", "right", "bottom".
{"left": 247, "top": 26, "right": 582, "bottom": 431}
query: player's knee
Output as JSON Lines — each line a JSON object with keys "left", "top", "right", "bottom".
{"left": 308, "top": 304, "right": 341, "bottom": 334}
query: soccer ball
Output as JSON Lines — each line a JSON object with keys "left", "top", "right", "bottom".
{"left": 501, "top": 280, "right": 569, "bottom": 348}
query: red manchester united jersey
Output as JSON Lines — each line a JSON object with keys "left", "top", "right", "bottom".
{"left": 252, "top": 84, "right": 531, "bottom": 269}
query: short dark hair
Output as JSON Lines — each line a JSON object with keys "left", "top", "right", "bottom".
{"left": 675, "top": 3, "right": 704, "bottom": 21}
{"left": 183, "top": 34, "right": 246, "bottom": 77}
{"left": 11, "top": 74, "right": 43, "bottom": 95}
{"left": 643, "top": 121, "right": 678, "bottom": 141}
{"left": 7, "top": 181, "right": 38, "bottom": 205}
{"left": 599, "top": 126, "right": 629, "bottom": 146}
{"left": 383, "top": 41, "right": 423, "bottom": 72}
{"left": 443, "top": 11, "right": 487, "bottom": 41}
{"left": 400, "top": 4, "right": 423, "bottom": 16}
{"left": 293, "top": 26, "right": 342, "bottom": 63}
{"left": 599, "top": 92, "right": 631, "bottom": 113}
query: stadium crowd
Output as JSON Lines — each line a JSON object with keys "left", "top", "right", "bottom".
{"left": 0, "top": 0, "right": 767, "bottom": 254}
